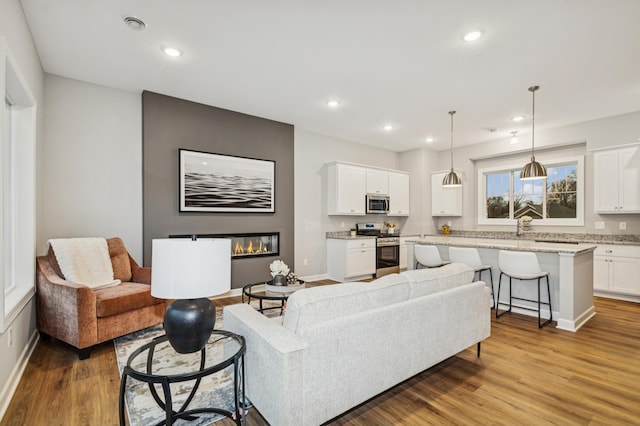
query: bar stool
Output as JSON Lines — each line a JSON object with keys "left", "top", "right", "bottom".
{"left": 449, "top": 246, "right": 495, "bottom": 308}
{"left": 496, "top": 250, "right": 552, "bottom": 328}
{"left": 414, "top": 245, "right": 450, "bottom": 268}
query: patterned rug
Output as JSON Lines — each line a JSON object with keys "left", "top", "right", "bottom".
{"left": 115, "top": 301, "right": 282, "bottom": 426}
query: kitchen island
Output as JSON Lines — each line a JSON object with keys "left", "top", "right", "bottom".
{"left": 407, "top": 236, "right": 597, "bottom": 332}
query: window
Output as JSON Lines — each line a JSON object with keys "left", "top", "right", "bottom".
{"left": 478, "top": 156, "right": 584, "bottom": 226}
{"left": 1, "top": 38, "right": 37, "bottom": 332}
{"left": 4, "top": 97, "right": 16, "bottom": 297}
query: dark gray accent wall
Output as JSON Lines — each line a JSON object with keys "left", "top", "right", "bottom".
{"left": 142, "top": 91, "right": 294, "bottom": 289}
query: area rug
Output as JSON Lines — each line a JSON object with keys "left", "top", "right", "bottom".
{"left": 115, "top": 301, "right": 282, "bottom": 426}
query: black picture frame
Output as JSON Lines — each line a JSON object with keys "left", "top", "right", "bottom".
{"left": 179, "top": 149, "right": 275, "bottom": 213}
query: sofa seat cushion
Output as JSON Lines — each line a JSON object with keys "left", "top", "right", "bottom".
{"left": 283, "top": 273, "right": 409, "bottom": 333}
{"left": 401, "top": 263, "right": 474, "bottom": 299}
{"left": 95, "top": 282, "right": 164, "bottom": 318}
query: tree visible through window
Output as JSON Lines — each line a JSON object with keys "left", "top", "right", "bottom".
{"left": 483, "top": 161, "right": 579, "bottom": 222}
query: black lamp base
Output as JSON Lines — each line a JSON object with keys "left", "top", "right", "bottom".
{"left": 164, "top": 298, "right": 216, "bottom": 354}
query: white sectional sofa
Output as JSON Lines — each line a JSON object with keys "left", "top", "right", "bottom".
{"left": 224, "top": 263, "right": 491, "bottom": 425}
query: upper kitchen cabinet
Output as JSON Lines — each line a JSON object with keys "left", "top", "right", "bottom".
{"left": 431, "top": 171, "right": 462, "bottom": 216}
{"left": 366, "top": 169, "right": 389, "bottom": 194}
{"left": 327, "top": 163, "right": 366, "bottom": 215}
{"left": 594, "top": 144, "right": 640, "bottom": 214}
{"left": 388, "top": 171, "right": 410, "bottom": 216}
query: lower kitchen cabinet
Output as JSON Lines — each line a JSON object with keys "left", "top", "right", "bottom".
{"left": 399, "top": 236, "right": 418, "bottom": 270}
{"left": 593, "top": 244, "right": 640, "bottom": 300}
{"left": 327, "top": 238, "right": 376, "bottom": 282}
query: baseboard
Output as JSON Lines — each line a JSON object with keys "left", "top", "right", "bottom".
{"left": 556, "top": 306, "right": 597, "bottom": 332}
{"left": 594, "top": 291, "right": 640, "bottom": 303}
{"left": 0, "top": 329, "right": 39, "bottom": 421}
{"left": 299, "top": 273, "right": 329, "bottom": 282}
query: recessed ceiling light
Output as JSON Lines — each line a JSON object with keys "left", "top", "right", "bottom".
{"left": 463, "top": 30, "right": 483, "bottom": 42}
{"left": 124, "top": 16, "right": 146, "bottom": 31}
{"left": 327, "top": 100, "right": 340, "bottom": 108}
{"left": 383, "top": 124, "right": 393, "bottom": 131}
{"left": 425, "top": 137, "right": 434, "bottom": 143}
{"left": 163, "top": 47, "right": 182, "bottom": 57}
{"left": 512, "top": 115, "right": 524, "bottom": 122}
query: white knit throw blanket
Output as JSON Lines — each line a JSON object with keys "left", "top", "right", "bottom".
{"left": 48, "top": 237, "right": 121, "bottom": 289}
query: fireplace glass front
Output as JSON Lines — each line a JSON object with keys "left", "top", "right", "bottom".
{"left": 169, "top": 233, "right": 279, "bottom": 259}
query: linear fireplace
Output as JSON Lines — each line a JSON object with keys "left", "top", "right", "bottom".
{"left": 170, "top": 232, "right": 279, "bottom": 259}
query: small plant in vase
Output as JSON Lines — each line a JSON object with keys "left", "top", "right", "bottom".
{"left": 385, "top": 221, "right": 398, "bottom": 234}
{"left": 269, "top": 259, "right": 290, "bottom": 286}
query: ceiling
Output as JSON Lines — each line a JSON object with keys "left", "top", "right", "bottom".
{"left": 20, "top": 0, "right": 640, "bottom": 152}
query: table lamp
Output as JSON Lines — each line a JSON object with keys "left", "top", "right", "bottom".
{"left": 151, "top": 237, "right": 231, "bottom": 353}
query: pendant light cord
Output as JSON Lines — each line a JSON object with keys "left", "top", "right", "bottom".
{"left": 529, "top": 86, "right": 539, "bottom": 160}
{"left": 449, "top": 110, "right": 456, "bottom": 171}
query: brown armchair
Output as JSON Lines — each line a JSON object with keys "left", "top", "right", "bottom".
{"left": 36, "top": 237, "right": 168, "bottom": 359}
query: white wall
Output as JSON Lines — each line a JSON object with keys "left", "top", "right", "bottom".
{"left": 0, "top": 0, "right": 44, "bottom": 418}
{"left": 399, "top": 147, "right": 441, "bottom": 237}
{"left": 294, "top": 129, "right": 405, "bottom": 277}
{"left": 42, "top": 75, "right": 143, "bottom": 260}
{"left": 435, "top": 111, "right": 640, "bottom": 235}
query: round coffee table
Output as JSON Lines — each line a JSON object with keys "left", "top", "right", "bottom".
{"left": 242, "top": 281, "right": 305, "bottom": 314}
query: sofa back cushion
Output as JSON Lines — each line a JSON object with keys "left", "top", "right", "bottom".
{"left": 401, "top": 263, "right": 474, "bottom": 299}
{"left": 282, "top": 273, "right": 409, "bottom": 333}
{"left": 47, "top": 237, "right": 132, "bottom": 283}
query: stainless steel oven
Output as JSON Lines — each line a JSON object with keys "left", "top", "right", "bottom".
{"left": 356, "top": 223, "right": 400, "bottom": 277}
{"left": 376, "top": 237, "right": 400, "bottom": 277}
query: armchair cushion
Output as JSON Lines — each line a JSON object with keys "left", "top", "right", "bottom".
{"left": 95, "top": 283, "right": 164, "bottom": 318}
{"left": 107, "top": 238, "right": 132, "bottom": 282}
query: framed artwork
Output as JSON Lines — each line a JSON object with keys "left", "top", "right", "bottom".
{"left": 179, "top": 149, "right": 275, "bottom": 213}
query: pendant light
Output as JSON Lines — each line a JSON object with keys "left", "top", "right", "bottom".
{"left": 442, "top": 110, "right": 462, "bottom": 187}
{"left": 520, "top": 85, "right": 547, "bottom": 180}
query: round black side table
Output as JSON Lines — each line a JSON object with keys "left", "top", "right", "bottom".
{"left": 119, "top": 329, "right": 246, "bottom": 426}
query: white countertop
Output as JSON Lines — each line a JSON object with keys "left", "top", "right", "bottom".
{"left": 409, "top": 235, "right": 597, "bottom": 255}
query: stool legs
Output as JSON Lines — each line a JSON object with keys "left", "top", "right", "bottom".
{"left": 477, "top": 268, "right": 495, "bottom": 309}
{"left": 495, "top": 272, "right": 510, "bottom": 318}
{"left": 495, "top": 273, "right": 552, "bottom": 328}
{"left": 537, "top": 275, "right": 552, "bottom": 328}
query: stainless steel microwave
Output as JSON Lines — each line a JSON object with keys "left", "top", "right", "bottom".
{"left": 366, "top": 194, "right": 389, "bottom": 214}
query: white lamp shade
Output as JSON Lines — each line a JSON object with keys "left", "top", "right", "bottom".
{"left": 151, "top": 238, "right": 231, "bottom": 299}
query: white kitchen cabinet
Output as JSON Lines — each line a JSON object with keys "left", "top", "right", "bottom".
{"left": 366, "top": 169, "right": 389, "bottom": 195}
{"left": 388, "top": 171, "right": 410, "bottom": 216}
{"left": 327, "top": 238, "right": 376, "bottom": 281}
{"left": 431, "top": 172, "right": 462, "bottom": 216}
{"left": 593, "top": 145, "right": 640, "bottom": 213}
{"left": 593, "top": 244, "right": 640, "bottom": 298}
{"left": 327, "top": 163, "right": 366, "bottom": 215}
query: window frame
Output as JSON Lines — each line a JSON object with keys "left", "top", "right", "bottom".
{"left": 477, "top": 155, "right": 584, "bottom": 227}
{"left": 1, "top": 38, "right": 37, "bottom": 332}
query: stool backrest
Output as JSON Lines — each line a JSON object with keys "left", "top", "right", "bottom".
{"left": 415, "top": 245, "right": 446, "bottom": 267}
{"left": 498, "top": 250, "right": 544, "bottom": 277}
{"left": 449, "top": 246, "right": 483, "bottom": 269}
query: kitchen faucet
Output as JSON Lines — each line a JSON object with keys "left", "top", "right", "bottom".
{"left": 515, "top": 218, "right": 523, "bottom": 236}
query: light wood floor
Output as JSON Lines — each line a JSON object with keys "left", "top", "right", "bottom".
{"left": 2, "top": 285, "right": 640, "bottom": 425}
